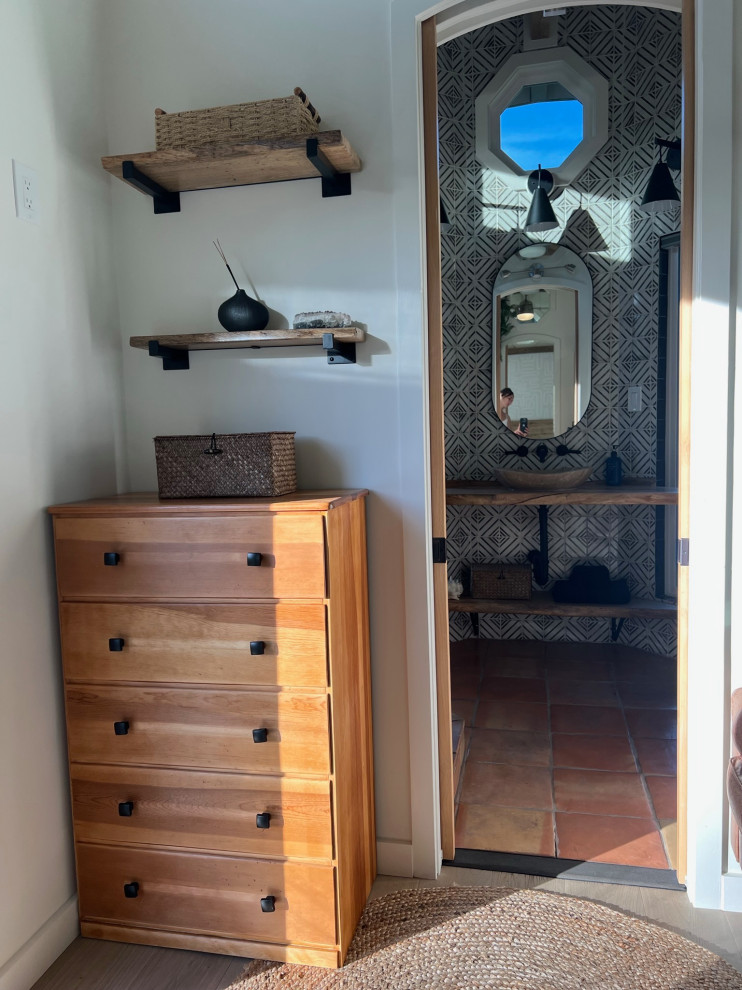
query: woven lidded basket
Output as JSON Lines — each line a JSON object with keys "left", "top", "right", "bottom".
{"left": 154, "top": 432, "right": 296, "bottom": 499}
{"left": 154, "top": 87, "right": 321, "bottom": 150}
{"left": 470, "top": 563, "right": 532, "bottom": 601}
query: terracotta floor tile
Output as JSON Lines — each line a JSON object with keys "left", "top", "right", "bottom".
{"left": 451, "top": 698, "right": 477, "bottom": 727}
{"left": 483, "top": 639, "right": 546, "bottom": 659}
{"left": 554, "top": 768, "right": 652, "bottom": 818}
{"left": 617, "top": 681, "right": 677, "bottom": 710}
{"left": 550, "top": 704, "right": 627, "bottom": 736}
{"left": 635, "top": 738, "right": 677, "bottom": 775}
{"left": 543, "top": 642, "right": 616, "bottom": 662}
{"left": 475, "top": 699, "right": 548, "bottom": 733}
{"left": 659, "top": 819, "right": 679, "bottom": 871}
{"left": 450, "top": 640, "right": 486, "bottom": 663}
{"left": 545, "top": 658, "right": 614, "bottom": 681}
{"left": 612, "top": 656, "right": 676, "bottom": 686}
{"left": 486, "top": 656, "right": 545, "bottom": 679}
{"left": 456, "top": 804, "right": 555, "bottom": 855}
{"left": 460, "top": 761, "right": 554, "bottom": 810}
{"left": 555, "top": 812, "right": 669, "bottom": 868}
{"left": 552, "top": 733, "right": 637, "bottom": 772}
{"left": 468, "top": 728, "right": 551, "bottom": 767}
{"left": 646, "top": 775, "right": 677, "bottom": 819}
{"left": 624, "top": 708, "right": 677, "bottom": 740}
{"left": 479, "top": 676, "right": 547, "bottom": 704}
{"left": 450, "top": 669, "right": 481, "bottom": 700}
{"left": 548, "top": 679, "right": 620, "bottom": 707}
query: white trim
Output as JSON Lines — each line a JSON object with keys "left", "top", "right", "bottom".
{"left": 377, "top": 839, "right": 416, "bottom": 877}
{"left": 684, "top": 0, "right": 734, "bottom": 909}
{"left": 0, "top": 897, "right": 78, "bottom": 990}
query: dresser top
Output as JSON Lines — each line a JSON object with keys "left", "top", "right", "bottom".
{"left": 48, "top": 490, "right": 368, "bottom": 516}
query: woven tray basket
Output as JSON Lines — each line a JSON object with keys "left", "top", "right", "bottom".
{"left": 154, "top": 432, "right": 296, "bottom": 499}
{"left": 470, "top": 563, "right": 532, "bottom": 601}
{"left": 154, "top": 87, "right": 321, "bottom": 150}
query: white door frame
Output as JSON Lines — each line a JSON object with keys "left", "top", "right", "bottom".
{"left": 390, "top": 0, "right": 738, "bottom": 910}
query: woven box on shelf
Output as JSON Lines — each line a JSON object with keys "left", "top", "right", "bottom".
{"left": 154, "top": 87, "right": 321, "bottom": 150}
{"left": 154, "top": 432, "right": 296, "bottom": 499}
{"left": 470, "top": 563, "right": 532, "bottom": 601}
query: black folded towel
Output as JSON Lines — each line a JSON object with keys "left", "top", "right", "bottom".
{"left": 552, "top": 563, "right": 631, "bottom": 605}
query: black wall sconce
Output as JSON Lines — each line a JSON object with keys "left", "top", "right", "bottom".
{"left": 525, "top": 165, "right": 559, "bottom": 233}
{"left": 640, "top": 138, "right": 681, "bottom": 213}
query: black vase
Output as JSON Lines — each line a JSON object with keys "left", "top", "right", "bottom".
{"left": 218, "top": 289, "right": 270, "bottom": 333}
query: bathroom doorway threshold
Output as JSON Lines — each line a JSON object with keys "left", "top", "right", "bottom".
{"left": 445, "top": 848, "right": 685, "bottom": 891}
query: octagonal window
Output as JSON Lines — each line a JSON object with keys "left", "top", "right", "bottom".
{"left": 499, "top": 83, "right": 583, "bottom": 171}
{"left": 475, "top": 48, "right": 608, "bottom": 187}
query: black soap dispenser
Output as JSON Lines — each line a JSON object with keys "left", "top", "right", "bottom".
{"left": 605, "top": 447, "right": 623, "bottom": 486}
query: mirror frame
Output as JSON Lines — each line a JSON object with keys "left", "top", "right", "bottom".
{"left": 492, "top": 244, "right": 593, "bottom": 438}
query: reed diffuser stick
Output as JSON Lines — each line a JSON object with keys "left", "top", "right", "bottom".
{"left": 213, "top": 239, "right": 241, "bottom": 291}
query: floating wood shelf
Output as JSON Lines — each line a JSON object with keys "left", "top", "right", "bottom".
{"left": 448, "top": 593, "right": 677, "bottom": 619}
{"left": 130, "top": 328, "right": 365, "bottom": 370}
{"left": 102, "top": 131, "right": 361, "bottom": 212}
{"left": 449, "top": 592, "right": 677, "bottom": 642}
{"left": 446, "top": 480, "right": 678, "bottom": 506}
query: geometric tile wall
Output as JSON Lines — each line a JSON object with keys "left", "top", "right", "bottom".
{"left": 439, "top": 6, "right": 681, "bottom": 655}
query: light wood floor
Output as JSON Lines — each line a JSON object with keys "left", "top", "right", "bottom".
{"left": 31, "top": 867, "right": 742, "bottom": 989}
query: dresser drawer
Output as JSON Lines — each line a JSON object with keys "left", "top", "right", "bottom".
{"left": 60, "top": 603, "right": 328, "bottom": 688}
{"left": 54, "top": 514, "right": 326, "bottom": 600}
{"left": 71, "top": 765, "right": 333, "bottom": 860}
{"left": 66, "top": 686, "right": 330, "bottom": 775}
{"left": 77, "top": 844, "right": 337, "bottom": 948}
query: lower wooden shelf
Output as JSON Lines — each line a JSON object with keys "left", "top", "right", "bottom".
{"left": 449, "top": 592, "right": 677, "bottom": 620}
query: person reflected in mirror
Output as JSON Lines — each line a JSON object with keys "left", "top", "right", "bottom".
{"left": 499, "top": 387, "right": 528, "bottom": 437}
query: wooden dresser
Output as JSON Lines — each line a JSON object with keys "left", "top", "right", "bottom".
{"left": 48, "top": 491, "right": 375, "bottom": 969}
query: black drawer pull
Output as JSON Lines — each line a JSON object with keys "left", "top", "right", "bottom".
{"left": 123, "top": 882, "right": 139, "bottom": 898}
{"left": 256, "top": 812, "right": 272, "bottom": 829}
{"left": 252, "top": 728, "right": 269, "bottom": 744}
{"left": 113, "top": 720, "right": 130, "bottom": 735}
{"left": 250, "top": 641, "right": 266, "bottom": 656}
{"left": 247, "top": 552, "right": 263, "bottom": 567}
{"left": 260, "top": 896, "right": 276, "bottom": 913}
{"left": 103, "top": 552, "right": 120, "bottom": 566}
{"left": 109, "top": 638, "right": 125, "bottom": 652}
{"left": 118, "top": 801, "right": 134, "bottom": 817}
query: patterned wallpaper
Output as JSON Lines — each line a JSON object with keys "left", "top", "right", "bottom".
{"left": 439, "top": 6, "right": 681, "bottom": 654}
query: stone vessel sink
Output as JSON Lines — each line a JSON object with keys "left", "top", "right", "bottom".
{"left": 493, "top": 466, "right": 594, "bottom": 491}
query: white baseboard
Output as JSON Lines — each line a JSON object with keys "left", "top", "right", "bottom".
{"left": 0, "top": 897, "right": 78, "bottom": 990}
{"left": 721, "top": 873, "right": 742, "bottom": 912}
{"left": 377, "top": 838, "right": 415, "bottom": 877}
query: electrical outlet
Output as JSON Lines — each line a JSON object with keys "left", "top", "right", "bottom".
{"left": 627, "top": 385, "right": 642, "bottom": 412}
{"left": 12, "top": 160, "right": 39, "bottom": 223}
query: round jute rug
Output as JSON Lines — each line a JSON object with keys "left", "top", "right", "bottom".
{"left": 227, "top": 886, "right": 742, "bottom": 989}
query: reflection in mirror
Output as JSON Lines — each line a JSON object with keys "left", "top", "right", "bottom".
{"left": 493, "top": 244, "right": 592, "bottom": 439}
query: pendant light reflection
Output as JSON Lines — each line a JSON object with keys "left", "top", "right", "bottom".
{"left": 640, "top": 138, "right": 681, "bottom": 213}
{"left": 516, "top": 297, "right": 535, "bottom": 322}
{"left": 525, "top": 165, "right": 558, "bottom": 233}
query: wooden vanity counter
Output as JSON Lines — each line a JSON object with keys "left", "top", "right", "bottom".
{"left": 446, "top": 480, "right": 678, "bottom": 506}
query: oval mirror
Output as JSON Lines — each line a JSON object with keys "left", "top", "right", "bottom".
{"left": 493, "top": 244, "right": 592, "bottom": 439}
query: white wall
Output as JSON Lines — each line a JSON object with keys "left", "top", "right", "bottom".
{"left": 102, "top": 0, "right": 419, "bottom": 875}
{"left": 0, "top": 2, "right": 125, "bottom": 988}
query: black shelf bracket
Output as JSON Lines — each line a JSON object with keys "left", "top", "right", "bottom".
{"left": 122, "top": 160, "right": 181, "bottom": 214}
{"left": 322, "top": 332, "right": 356, "bottom": 364}
{"left": 306, "top": 138, "right": 352, "bottom": 198}
{"left": 148, "top": 340, "right": 189, "bottom": 371}
{"left": 611, "top": 617, "right": 626, "bottom": 642}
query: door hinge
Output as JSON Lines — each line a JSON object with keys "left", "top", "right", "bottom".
{"left": 432, "top": 537, "right": 447, "bottom": 564}
{"left": 677, "top": 537, "right": 689, "bottom": 566}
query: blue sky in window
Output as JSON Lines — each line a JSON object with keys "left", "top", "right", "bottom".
{"left": 500, "top": 100, "right": 583, "bottom": 170}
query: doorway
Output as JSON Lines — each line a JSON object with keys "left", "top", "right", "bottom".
{"left": 429, "top": 0, "right": 696, "bottom": 884}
